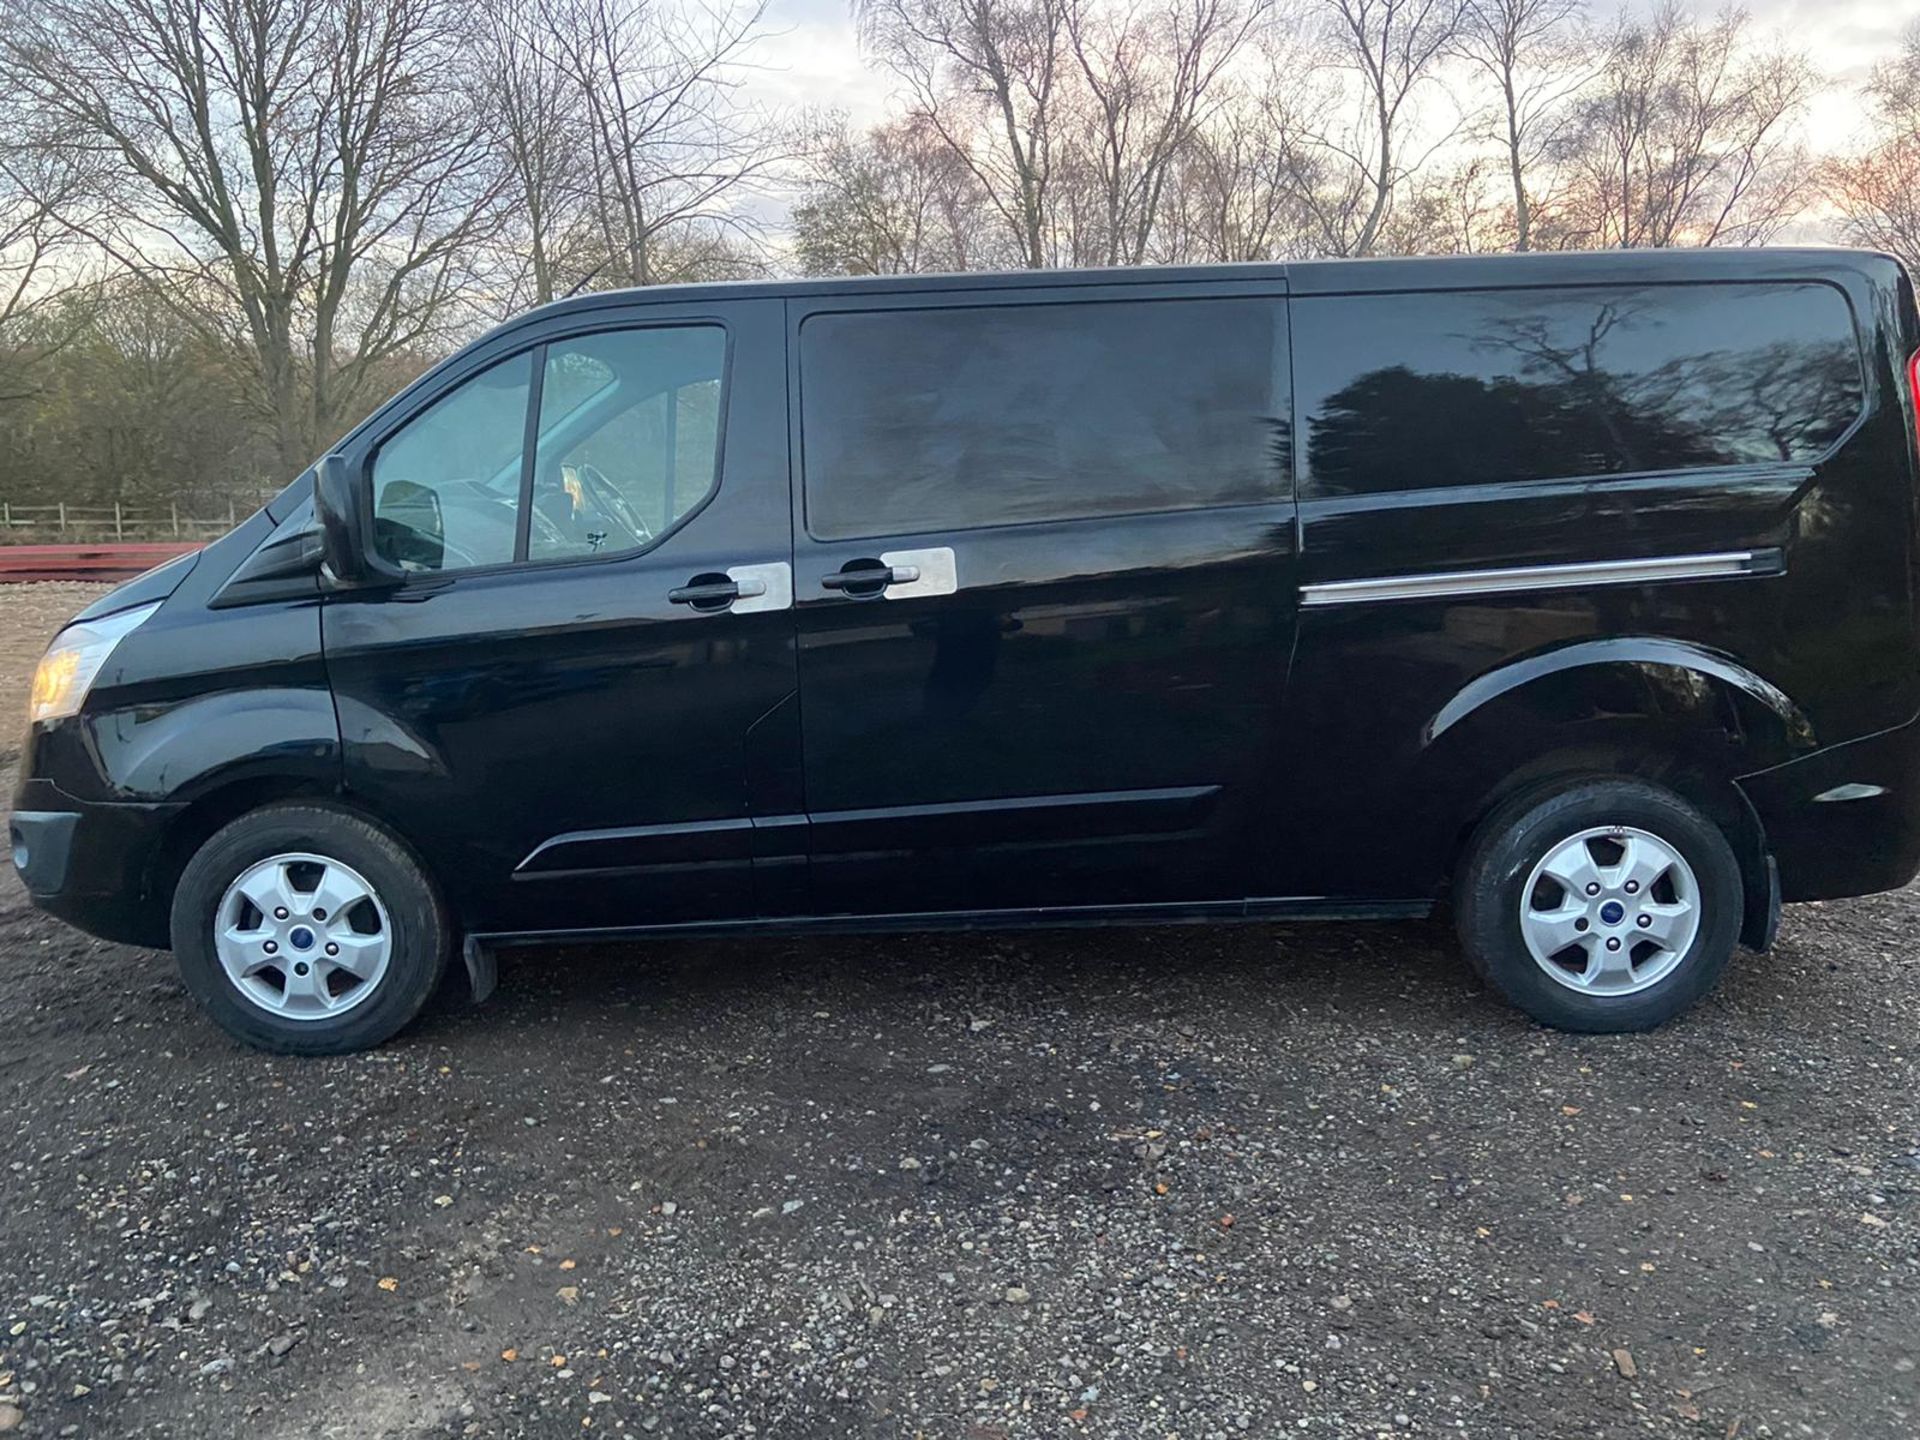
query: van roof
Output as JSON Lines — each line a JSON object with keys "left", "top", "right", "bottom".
{"left": 515, "top": 246, "right": 1907, "bottom": 326}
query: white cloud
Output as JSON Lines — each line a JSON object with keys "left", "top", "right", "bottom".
{"left": 752, "top": 0, "right": 1920, "bottom": 145}
{"left": 757, "top": 0, "right": 894, "bottom": 124}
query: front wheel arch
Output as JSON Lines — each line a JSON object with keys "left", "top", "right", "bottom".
{"left": 146, "top": 782, "right": 436, "bottom": 950}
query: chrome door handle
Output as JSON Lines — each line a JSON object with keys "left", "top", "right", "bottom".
{"left": 667, "top": 563, "right": 790, "bottom": 614}
{"left": 819, "top": 549, "right": 956, "bottom": 600}
{"left": 820, "top": 562, "right": 904, "bottom": 594}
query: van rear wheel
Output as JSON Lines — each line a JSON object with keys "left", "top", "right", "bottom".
{"left": 171, "top": 804, "right": 450, "bottom": 1055}
{"left": 1454, "top": 778, "right": 1742, "bottom": 1032}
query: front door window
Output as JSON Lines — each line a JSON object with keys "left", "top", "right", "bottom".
{"left": 369, "top": 324, "right": 727, "bottom": 575}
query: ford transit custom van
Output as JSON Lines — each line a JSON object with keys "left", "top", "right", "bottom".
{"left": 14, "top": 248, "right": 1920, "bottom": 1052}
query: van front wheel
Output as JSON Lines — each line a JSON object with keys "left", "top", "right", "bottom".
{"left": 1454, "top": 779, "right": 1742, "bottom": 1033}
{"left": 171, "top": 804, "right": 451, "bottom": 1055}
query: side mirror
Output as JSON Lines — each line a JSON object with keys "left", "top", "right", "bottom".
{"left": 315, "top": 453, "right": 374, "bottom": 587}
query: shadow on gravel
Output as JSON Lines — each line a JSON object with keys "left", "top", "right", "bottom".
{"left": 401, "top": 916, "right": 1515, "bottom": 1060}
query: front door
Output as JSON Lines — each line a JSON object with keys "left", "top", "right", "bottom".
{"left": 322, "top": 298, "right": 801, "bottom": 934}
{"left": 789, "top": 282, "right": 1299, "bottom": 917}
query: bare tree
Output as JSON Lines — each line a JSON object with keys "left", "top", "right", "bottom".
{"left": 1063, "top": 0, "right": 1269, "bottom": 265}
{"left": 793, "top": 114, "right": 998, "bottom": 274}
{"left": 1311, "top": 0, "right": 1464, "bottom": 257}
{"left": 0, "top": 0, "right": 503, "bottom": 471}
{"left": 471, "top": 0, "right": 593, "bottom": 309}
{"left": 1386, "top": 153, "right": 1506, "bottom": 253}
{"left": 1157, "top": 34, "right": 1330, "bottom": 262}
{"left": 1867, "top": 17, "right": 1920, "bottom": 132}
{"left": 0, "top": 148, "right": 104, "bottom": 401}
{"left": 534, "top": 0, "right": 782, "bottom": 290}
{"left": 1449, "top": 0, "right": 1588, "bottom": 250}
{"left": 0, "top": 276, "right": 276, "bottom": 504}
{"left": 858, "top": 0, "right": 1071, "bottom": 268}
{"left": 1827, "top": 21, "right": 1920, "bottom": 276}
{"left": 1828, "top": 141, "right": 1920, "bottom": 277}
{"left": 1557, "top": 2, "right": 1815, "bottom": 250}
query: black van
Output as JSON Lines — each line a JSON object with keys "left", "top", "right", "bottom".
{"left": 13, "top": 248, "right": 1920, "bottom": 1053}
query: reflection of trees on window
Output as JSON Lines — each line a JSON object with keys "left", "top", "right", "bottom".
{"left": 541, "top": 350, "right": 616, "bottom": 418}
{"left": 1476, "top": 302, "right": 1681, "bottom": 474}
{"left": 1306, "top": 295, "right": 1863, "bottom": 496}
{"left": 1683, "top": 340, "right": 1860, "bottom": 462}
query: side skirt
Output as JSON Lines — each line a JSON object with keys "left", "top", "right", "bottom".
{"left": 471, "top": 896, "right": 1435, "bottom": 951}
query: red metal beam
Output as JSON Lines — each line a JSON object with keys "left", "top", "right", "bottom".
{"left": 0, "top": 542, "right": 204, "bottom": 584}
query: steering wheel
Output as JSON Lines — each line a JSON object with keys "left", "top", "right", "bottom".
{"left": 572, "top": 463, "right": 653, "bottom": 545}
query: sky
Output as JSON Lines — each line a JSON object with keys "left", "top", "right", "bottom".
{"left": 746, "top": 0, "right": 1920, "bottom": 152}
{"left": 1752, "top": 0, "right": 1920, "bottom": 143}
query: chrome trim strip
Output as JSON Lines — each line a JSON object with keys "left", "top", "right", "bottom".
{"left": 1300, "top": 551, "right": 1767, "bottom": 607}
{"left": 1813, "top": 782, "right": 1888, "bottom": 803}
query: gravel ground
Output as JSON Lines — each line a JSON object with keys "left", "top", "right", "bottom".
{"left": 0, "top": 582, "right": 1915, "bottom": 1440}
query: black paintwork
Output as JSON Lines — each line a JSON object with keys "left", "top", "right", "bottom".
{"left": 321, "top": 297, "right": 798, "bottom": 932}
{"left": 15, "top": 247, "right": 1920, "bottom": 958}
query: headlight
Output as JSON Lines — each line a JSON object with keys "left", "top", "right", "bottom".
{"left": 28, "top": 602, "right": 161, "bottom": 725}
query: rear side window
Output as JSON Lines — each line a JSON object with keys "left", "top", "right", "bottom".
{"left": 1295, "top": 282, "right": 1865, "bottom": 499}
{"left": 800, "top": 297, "right": 1289, "bottom": 540}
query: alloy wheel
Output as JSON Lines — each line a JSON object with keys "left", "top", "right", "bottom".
{"left": 212, "top": 851, "right": 393, "bottom": 1020}
{"left": 1519, "top": 826, "right": 1700, "bottom": 997}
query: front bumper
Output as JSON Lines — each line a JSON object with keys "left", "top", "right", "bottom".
{"left": 9, "top": 778, "right": 182, "bottom": 947}
{"left": 1739, "top": 711, "right": 1920, "bottom": 903}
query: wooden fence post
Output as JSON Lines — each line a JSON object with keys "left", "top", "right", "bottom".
{"left": 114, "top": 502, "right": 124, "bottom": 540}
{"left": 171, "top": 502, "right": 180, "bottom": 536}
{"left": 227, "top": 499, "right": 236, "bottom": 528}
{"left": 57, "top": 501, "right": 66, "bottom": 534}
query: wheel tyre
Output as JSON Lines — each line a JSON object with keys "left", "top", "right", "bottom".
{"left": 171, "top": 804, "right": 451, "bottom": 1055}
{"left": 1454, "top": 778, "right": 1742, "bottom": 1033}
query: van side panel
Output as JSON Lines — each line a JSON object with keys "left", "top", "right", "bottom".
{"left": 786, "top": 282, "right": 1300, "bottom": 914}
{"left": 1281, "top": 255, "right": 1920, "bottom": 905}
{"left": 1733, "top": 256, "right": 1920, "bottom": 901}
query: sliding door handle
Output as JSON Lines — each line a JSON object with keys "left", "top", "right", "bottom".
{"left": 821, "top": 562, "right": 917, "bottom": 594}
{"left": 818, "top": 547, "right": 957, "bottom": 600}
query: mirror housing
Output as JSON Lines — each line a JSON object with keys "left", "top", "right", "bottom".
{"left": 315, "top": 453, "right": 375, "bottom": 587}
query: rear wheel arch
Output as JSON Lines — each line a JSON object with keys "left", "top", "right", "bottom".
{"left": 1424, "top": 639, "right": 1816, "bottom": 762}
{"left": 1452, "top": 774, "right": 1746, "bottom": 1031}
{"left": 1412, "top": 643, "right": 1803, "bottom": 935}
{"left": 1430, "top": 741, "right": 1773, "bottom": 952}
